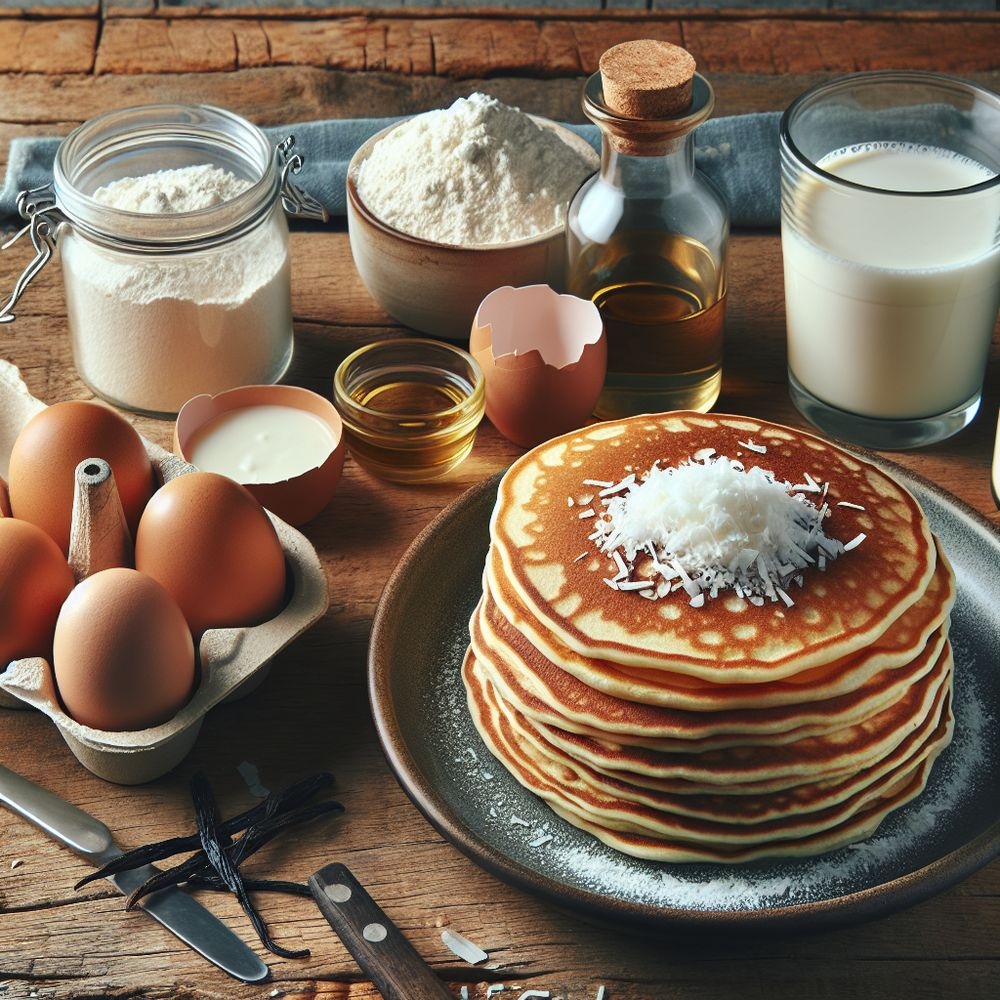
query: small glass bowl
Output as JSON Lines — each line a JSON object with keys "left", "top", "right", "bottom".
{"left": 333, "top": 338, "right": 486, "bottom": 484}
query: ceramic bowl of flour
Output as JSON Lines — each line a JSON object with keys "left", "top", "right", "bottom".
{"left": 346, "top": 97, "right": 599, "bottom": 341}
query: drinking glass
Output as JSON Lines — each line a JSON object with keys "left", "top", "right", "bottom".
{"left": 780, "top": 72, "right": 1000, "bottom": 449}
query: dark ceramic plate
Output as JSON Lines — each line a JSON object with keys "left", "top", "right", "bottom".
{"left": 369, "top": 463, "right": 1000, "bottom": 932}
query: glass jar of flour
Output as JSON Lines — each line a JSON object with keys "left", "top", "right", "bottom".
{"left": 1, "top": 104, "right": 327, "bottom": 416}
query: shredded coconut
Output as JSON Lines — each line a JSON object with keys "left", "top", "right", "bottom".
{"left": 441, "top": 928, "right": 488, "bottom": 965}
{"left": 356, "top": 93, "right": 596, "bottom": 245}
{"left": 586, "top": 454, "right": 855, "bottom": 606}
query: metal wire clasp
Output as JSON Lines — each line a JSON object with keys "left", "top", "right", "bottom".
{"left": 276, "top": 135, "right": 329, "bottom": 223}
{"left": 0, "top": 184, "right": 66, "bottom": 325}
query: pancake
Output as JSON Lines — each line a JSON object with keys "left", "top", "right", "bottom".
{"left": 484, "top": 539, "right": 955, "bottom": 712}
{"left": 465, "top": 654, "right": 954, "bottom": 863}
{"left": 462, "top": 412, "right": 956, "bottom": 861}
{"left": 472, "top": 598, "right": 948, "bottom": 747}
{"left": 489, "top": 413, "right": 937, "bottom": 681}
{"left": 545, "top": 759, "right": 940, "bottom": 864}
{"left": 469, "top": 640, "right": 953, "bottom": 785}
{"left": 471, "top": 657, "right": 951, "bottom": 825}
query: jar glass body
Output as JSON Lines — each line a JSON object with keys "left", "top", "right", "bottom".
{"left": 567, "top": 73, "right": 729, "bottom": 420}
{"left": 52, "top": 104, "right": 294, "bottom": 417}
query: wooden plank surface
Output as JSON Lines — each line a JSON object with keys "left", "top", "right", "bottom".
{"left": 0, "top": 6, "right": 999, "bottom": 999}
{"left": 0, "top": 225, "right": 998, "bottom": 1000}
{"left": 4, "top": 8, "right": 1000, "bottom": 77}
{"left": 91, "top": 14, "right": 1000, "bottom": 78}
{"left": 0, "top": 0, "right": 995, "bottom": 13}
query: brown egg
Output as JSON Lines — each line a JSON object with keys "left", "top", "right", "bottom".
{"left": 8, "top": 400, "right": 156, "bottom": 554}
{"left": 134, "top": 471, "right": 287, "bottom": 637}
{"left": 53, "top": 568, "right": 195, "bottom": 731}
{"left": 0, "top": 518, "right": 76, "bottom": 666}
{"left": 0, "top": 475, "right": 10, "bottom": 517}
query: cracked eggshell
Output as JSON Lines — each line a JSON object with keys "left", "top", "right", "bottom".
{"left": 470, "top": 284, "right": 606, "bottom": 449}
{"left": 174, "top": 385, "right": 345, "bottom": 527}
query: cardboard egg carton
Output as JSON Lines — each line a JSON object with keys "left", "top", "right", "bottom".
{"left": 0, "top": 360, "right": 329, "bottom": 784}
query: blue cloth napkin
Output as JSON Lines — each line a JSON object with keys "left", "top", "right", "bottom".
{"left": 0, "top": 112, "right": 782, "bottom": 230}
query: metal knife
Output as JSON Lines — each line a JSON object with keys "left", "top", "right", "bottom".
{"left": 309, "top": 862, "right": 454, "bottom": 1000}
{"left": 0, "top": 763, "right": 269, "bottom": 983}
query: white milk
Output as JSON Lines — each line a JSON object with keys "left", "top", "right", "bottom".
{"left": 189, "top": 404, "right": 337, "bottom": 484}
{"left": 783, "top": 142, "right": 1000, "bottom": 420}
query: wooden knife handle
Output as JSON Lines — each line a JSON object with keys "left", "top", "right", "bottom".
{"left": 308, "top": 862, "right": 455, "bottom": 1000}
{"left": 992, "top": 409, "right": 1000, "bottom": 509}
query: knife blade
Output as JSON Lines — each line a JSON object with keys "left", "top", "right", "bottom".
{"left": 309, "top": 862, "right": 454, "bottom": 1000}
{"left": 0, "top": 763, "right": 269, "bottom": 983}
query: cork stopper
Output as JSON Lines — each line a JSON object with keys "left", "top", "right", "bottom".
{"left": 599, "top": 40, "right": 696, "bottom": 120}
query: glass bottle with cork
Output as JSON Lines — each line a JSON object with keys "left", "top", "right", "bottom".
{"left": 567, "top": 40, "right": 729, "bottom": 420}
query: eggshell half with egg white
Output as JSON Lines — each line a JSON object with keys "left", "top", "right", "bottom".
{"left": 173, "top": 385, "right": 345, "bottom": 527}
{"left": 471, "top": 284, "right": 606, "bottom": 449}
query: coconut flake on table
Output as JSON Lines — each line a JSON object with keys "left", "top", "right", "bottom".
{"left": 586, "top": 454, "right": 860, "bottom": 607}
{"left": 441, "top": 927, "right": 489, "bottom": 965}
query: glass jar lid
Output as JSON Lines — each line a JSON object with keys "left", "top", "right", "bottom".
{"left": 52, "top": 103, "right": 279, "bottom": 251}
{"left": 0, "top": 104, "right": 327, "bottom": 324}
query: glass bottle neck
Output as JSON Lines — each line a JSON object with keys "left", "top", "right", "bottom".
{"left": 598, "top": 130, "right": 697, "bottom": 194}
{"left": 581, "top": 68, "right": 715, "bottom": 195}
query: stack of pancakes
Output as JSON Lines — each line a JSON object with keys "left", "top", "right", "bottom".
{"left": 464, "top": 413, "right": 955, "bottom": 862}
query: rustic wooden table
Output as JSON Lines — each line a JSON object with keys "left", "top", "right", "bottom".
{"left": 1, "top": 5, "right": 999, "bottom": 999}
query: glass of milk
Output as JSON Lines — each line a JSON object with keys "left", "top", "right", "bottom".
{"left": 780, "top": 72, "right": 1000, "bottom": 449}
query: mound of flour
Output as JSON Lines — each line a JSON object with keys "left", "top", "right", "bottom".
{"left": 93, "top": 164, "right": 252, "bottom": 213}
{"left": 356, "top": 93, "right": 597, "bottom": 246}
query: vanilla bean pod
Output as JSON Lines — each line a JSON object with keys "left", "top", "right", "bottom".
{"left": 123, "top": 798, "right": 344, "bottom": 910}
{"left": 229, "top": 799, "right": 345, "bottom": 867}
{"left": 122, "top": 852, "right": 208, "bottom": 910}
{"left": 192, "top": 771, "right": 310, "bottom": 960}
{"left": 73, "top": 770, "right": 343, "bottom": 959}
{"left": 75, "top": 771, "right": 335, "bottom": 891}
{"left": 189, "top": 875, "right": 312, "bottom": 897}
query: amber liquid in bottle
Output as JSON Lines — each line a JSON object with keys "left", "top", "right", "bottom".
{"left": 572, "top": 231, "right": 725, "bottom": 420}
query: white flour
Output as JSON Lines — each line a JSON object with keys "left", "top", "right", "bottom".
{"left": 62, "top": 164, "right": 291, "bottom": 414}
{"left": 356, "top": 93, "right": 597, "bottom": 245}
{"left": 93, "top": 164, "right": 252, "bottom": 213}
